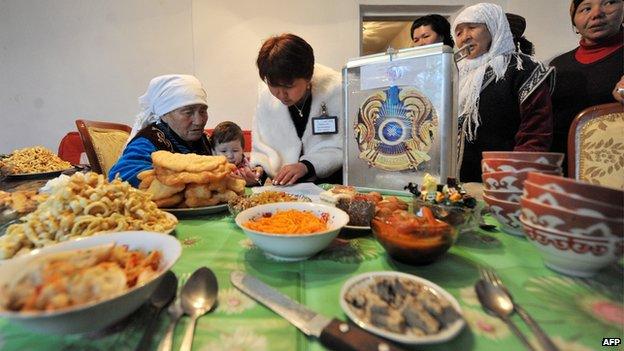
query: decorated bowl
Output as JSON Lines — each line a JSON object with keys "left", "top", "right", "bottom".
{"left": 482, "top": 194, "right": 523, "bottom": 236}
{"left": 482, "top": 151, "right": 564, "bottom": 167}
{"left": 520, "top": 216, "right": 623, "bottom": 277}
{"left": 481, "top": 158, "right": 561, "bottom": 174}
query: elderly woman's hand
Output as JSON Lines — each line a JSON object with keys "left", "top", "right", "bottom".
{"left": 273, "top": 162, "right": 307, "bottom": 185}
{"left": 613, "top": 75, "right": 624, "bottom": 104}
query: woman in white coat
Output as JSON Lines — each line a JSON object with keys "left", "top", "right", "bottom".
{"left": 251, "top": 33, "right": 343, "bottom": 185}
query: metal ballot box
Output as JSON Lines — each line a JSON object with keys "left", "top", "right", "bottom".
{"left": 342, "top": 43, "right": 457, "bottom": 190}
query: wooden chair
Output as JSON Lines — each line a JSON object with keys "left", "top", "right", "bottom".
{"left": 75, "top": 119, "right": 132, "bottom": 177}
{"left": 567, "top": 102, "right": 624, "bottom": 190}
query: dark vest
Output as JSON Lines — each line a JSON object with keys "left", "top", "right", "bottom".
{"left": 549, "top": 46, "right": 623, "bottom": 172}
{"left": 460, "top": 55, "right": 548, "bottom": 182}
{"left": 131, "top": 122, "right": 212, "bottom": 155}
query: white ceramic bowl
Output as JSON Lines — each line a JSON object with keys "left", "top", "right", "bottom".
{"left": 235, "top": 202, "right": 349, "bottom": 261}
{"left": 340, "top": 271, "right": 465, "bottom": 345}
{"left": 520, "top": 216, "right": 623, "bottom": 277}
{"left": 0, "top": 231, "right": 181, "bottom": 334}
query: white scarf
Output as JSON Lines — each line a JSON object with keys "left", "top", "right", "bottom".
{"left": 453, "top": 3, "right": 519, "bottom": 142}
{"left": 128, "top": 74, "right": 208, "bottom": 140}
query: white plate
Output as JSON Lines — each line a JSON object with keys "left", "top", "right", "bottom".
{"left": 340, "top": 271, "right": 465, "bottom": 345}
{"left": 0, "top": 231, "right": 182, "bottom": 334}
{"left": 163, "top": 204, "right": 228, "bottom": 217}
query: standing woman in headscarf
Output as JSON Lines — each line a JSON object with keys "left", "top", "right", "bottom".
{"left": 453, "top": 3, "right": 555, "bottom": 182}
{"left": 109, "top": 74, "right": 212, "bottom": 187}
{"left": 550, "top": 0, "right": 623, "bottom": 175}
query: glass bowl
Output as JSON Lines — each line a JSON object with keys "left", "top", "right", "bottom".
{"left": 412, "top": 198, "right": 482, "bottom": 234}
{"left": 371, "top": 216, "right": 458, "bottom": 265}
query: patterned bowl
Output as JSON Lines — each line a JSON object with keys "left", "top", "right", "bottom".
{"left": 523, "top": 181, "right": 622, "bottom": 219}
{"left": 526, "top": 172, "right": 623, "bottom": 208}
{"left": 482, "top": 189, "right": 523, "bottom": 203}
{"left": 520, "top": 196, "right": 623, "bottom": 238}
{"left": 482, "top": 194, "right": 523, "bottom": 236}
{"left": 482, "top": 170, "right": 561, "bottom": 192}
{"left": 482, "top": 151, "right": 564, "bottom": 167}
{"left": 520, "top": 216, "right": 623, "bottom": 277}
{"left": 481, "top": 158, "right": 561, "bottom": 174}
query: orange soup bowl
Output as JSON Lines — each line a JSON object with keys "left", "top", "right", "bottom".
{"left": 371, "top": 211, "right": 457, "bottom": 265}
{"left": 482, "top": 194, "right": 524, "bottom": 236}
{"left": 482, "top": 170, "right": 561, "bottom": 192}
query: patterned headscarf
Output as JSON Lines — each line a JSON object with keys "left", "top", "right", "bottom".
{"left": 453, "top": 3, "right": 518, "bottom": 141}
{"left": 128, "top": 74, "right": 208, "bottom": 140}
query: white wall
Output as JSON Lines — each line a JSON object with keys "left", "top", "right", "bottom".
{"left": 0, "top": 0, "right": 579, "bottom": 154}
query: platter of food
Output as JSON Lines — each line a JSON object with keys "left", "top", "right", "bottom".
{"left": 0, "top": 172, "right": 177, "bottom": 260}
{"left": 227, "top": 190, "right": 311, "bottom": 216}
{"left": 162, "top": 204, "right": 228, "bottom": 217}
{"left": 0, "top": 231, "right": 182, "bottom": 334}
{"left": 138, "top": 151, "right": 246, "bottom": 217}
{"left": 4, "top": 169, "right": 74, "bottom": 181}
{"left": 340, "top": 271, "right": 465, "bottom": 345}
{"left": 0, "top": 146, "right": 73, "bottom": 179}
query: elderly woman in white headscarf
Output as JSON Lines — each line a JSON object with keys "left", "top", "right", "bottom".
{"left": 453, "top": 3, "right": 554, "bottom": 182}
{"left": 108, "top": 74, "right": 211, "bottom": 187}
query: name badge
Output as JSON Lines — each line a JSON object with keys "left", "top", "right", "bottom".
{"left": 312, "top": 116, "right": 338, "bottom": 135}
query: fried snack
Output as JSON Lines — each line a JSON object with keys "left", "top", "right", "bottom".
{"left": 0, "top": 190, "right": 46, "bottom": 214}
{"left": 0, "top": 172, "right": 177, "bottom": 260}
{"left": 147, "top": 151, "right": 246, "bottom": 208}
{"left": 152, "top": 151, "right": 228, "bottom": 173}
{"left": 1, "top": 146, "right": 71, "bottom": 174}
{"left": 154, "top": 193, "right": 185, "bottom": 208}
{"left": 225, "top": 175, "right": 246, "bottom": 194}
{"left": 146, "top": 179, "right": 185, "bottom": 200}
{"left": 156, "top": 167, "right": 234, "bottom": 186}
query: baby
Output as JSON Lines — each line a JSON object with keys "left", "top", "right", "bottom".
{"left": 210, "top": 121, "right": 263, "bottom": 185}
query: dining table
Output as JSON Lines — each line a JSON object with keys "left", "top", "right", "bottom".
{"left": 0, "top": 186, "right": 622, "bottom": 351}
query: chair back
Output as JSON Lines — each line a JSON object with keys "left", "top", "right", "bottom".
{"left": 75, "top": 119, "right": 131, "bottom": 177}
{"left": 568, "top": 102, "right": 624, "bottom": 190}
{"left": 57, "top": 131, "right": 85, "bottom": 165}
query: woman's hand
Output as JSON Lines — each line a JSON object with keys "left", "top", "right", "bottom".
{"left": 613, "top": 75, "right": 624, "bottom": 104}
{"left": 273, "top": 162, "right": 307, "bottom": 185}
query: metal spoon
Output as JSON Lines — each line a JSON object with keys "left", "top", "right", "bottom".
{"left": 179, "top": 267, "right": 219, "bottom": 351}
{"left": 135, "top": 271, "right": 177, "bottom": 351}
{"left": 475, "top": 279, "right": 536, "bottom": 351}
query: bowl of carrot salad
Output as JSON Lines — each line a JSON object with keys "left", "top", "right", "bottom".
{"left": 234, "top": 202, "right": 349, "bottom": 261}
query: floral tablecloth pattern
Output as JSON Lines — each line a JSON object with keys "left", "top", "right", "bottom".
{"left": 0, "top": 207, "right": 622, "bottom": 351}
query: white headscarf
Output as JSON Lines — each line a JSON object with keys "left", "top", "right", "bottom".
{"left": 453, "top": 3, "right": 518, "bottom": 141}
{"left": 128, "top": 74, "right": 208, "bottom": 140}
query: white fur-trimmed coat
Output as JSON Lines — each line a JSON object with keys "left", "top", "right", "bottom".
{"left": 250, "top": 64, "right": 343, "bottom": 178}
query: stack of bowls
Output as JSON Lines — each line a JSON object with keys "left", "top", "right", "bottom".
{"left": 519, "top": 172, "right": 623, "bottom": 277}
{"left": 481, "top": 151, "right": 564, "bottom": 236}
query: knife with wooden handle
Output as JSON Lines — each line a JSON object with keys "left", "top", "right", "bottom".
{"left": 230, "top": 271, "right": 409, "bottom": 351}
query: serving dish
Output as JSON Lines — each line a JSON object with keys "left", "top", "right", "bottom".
{"left": 340, "top": 271, "right": 464, "bottom": 345}
{"left": 0, "top": 231, "right": 182, "bottom": 334}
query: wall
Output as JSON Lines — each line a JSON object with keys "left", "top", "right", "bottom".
{"left": 0, "top": 0, "right": 579, "bottom": 153}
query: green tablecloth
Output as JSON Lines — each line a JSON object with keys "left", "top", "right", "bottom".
{"left": 1, "top": 206, "right": 622, "bottom": 351}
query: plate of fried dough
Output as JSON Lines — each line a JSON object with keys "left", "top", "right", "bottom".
{"left": 138, "top": 151, "right": 246, "bottom": 218}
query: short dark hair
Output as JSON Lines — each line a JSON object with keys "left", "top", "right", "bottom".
{"left": 256, "top": 33, "right": 315, "bottom": 86}
{"left": 410, "top": 14, "right": 455, "bottom": 47}
{"left": 211, "top": 121, "right": 245, "bottom": 148}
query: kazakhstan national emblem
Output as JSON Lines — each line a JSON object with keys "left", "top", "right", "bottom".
{"left": 354, "top": 86, "right": 438, "bottom": 171}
